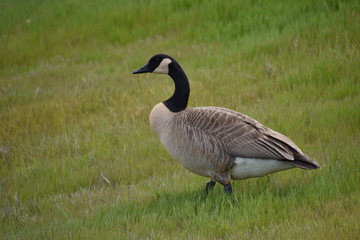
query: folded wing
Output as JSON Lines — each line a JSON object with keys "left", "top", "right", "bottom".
{"left": 181, "top": 107, "right": 320, "bottom": 169}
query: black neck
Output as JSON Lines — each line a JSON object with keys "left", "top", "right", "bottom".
{"left": 163, "top": 63, "right": 190, "bottom": 112}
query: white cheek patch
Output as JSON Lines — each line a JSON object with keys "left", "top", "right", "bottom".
{"left": 153, "top": 58, "right": 172, "bottom": 74}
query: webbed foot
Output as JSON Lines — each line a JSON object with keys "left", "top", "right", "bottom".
{"left": 205, "top": 181, "right": 216, "bottom": 193}
{"left": 223, "top": 183, "right": 233, "bottom": 194}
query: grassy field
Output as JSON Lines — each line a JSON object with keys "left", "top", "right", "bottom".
{"left": 1, "top": 0, "right": 360, "bottom": 239}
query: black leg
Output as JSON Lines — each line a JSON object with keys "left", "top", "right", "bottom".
{"left": 205, "top": 181, "right": 216, "bottom": 193}
{"left": 223, "top": 183, "right": 233, "bottom": 194}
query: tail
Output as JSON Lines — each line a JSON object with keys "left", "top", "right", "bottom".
{"left": 286, "top": 152, "right": 321, "bottom": 170}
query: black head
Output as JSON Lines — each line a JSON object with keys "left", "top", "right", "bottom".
{"left": 133, "top": 54, "right": 189, "bottom": 112}
{"left": 133, "top": 54, "right": 175, "bottom": 75}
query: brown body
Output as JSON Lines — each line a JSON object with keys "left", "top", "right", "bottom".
{"left": 150, "top": 102, "right": 319, "bottom": 185}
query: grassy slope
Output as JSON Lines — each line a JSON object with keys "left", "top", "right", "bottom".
{"left": 1, "top": 0, "right": 360, "bottom": 239}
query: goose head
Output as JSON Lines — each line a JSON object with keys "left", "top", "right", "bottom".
{"left": 133, "top": 54, "right": 190, "bottom": 112}
{"left": 133, "top": 54, "right": 175, "bottom": 75}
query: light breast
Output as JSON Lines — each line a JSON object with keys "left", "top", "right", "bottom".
{"left": 149, "top": 103, "right": 174, "bottom": 136}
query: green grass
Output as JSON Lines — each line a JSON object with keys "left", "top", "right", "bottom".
{"left": 1, "top": 0, "right": 360, "bottom": 239}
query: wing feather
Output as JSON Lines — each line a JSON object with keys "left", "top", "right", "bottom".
{"left": 180, "top": 107, "right": 304, "bottom": 161}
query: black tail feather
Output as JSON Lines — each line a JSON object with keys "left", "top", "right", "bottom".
{"left": 286, "top": 152, "right": 321, "bottom": 170}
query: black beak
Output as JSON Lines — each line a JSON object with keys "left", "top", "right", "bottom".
{"left": 133, "top": 64, "right": 151, "bottom": 74}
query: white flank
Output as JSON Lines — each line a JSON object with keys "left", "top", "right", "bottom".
{"left": 230, "top": 157, "right": 294, "bottom": 180}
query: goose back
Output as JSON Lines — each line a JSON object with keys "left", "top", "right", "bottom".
{"left": 181, "top": 106, "right": 320, "bottom": 169}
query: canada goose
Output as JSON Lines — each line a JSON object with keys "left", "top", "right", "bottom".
{"left": 133, "top": 54, "right": 320, "bottom": 194}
